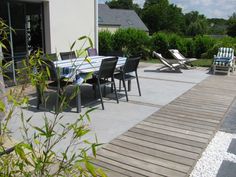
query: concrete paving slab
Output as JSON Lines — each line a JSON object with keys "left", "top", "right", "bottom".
{"left": 6, "top": 64, "right": 209, "bottom": 155}
{"left": 9, "top": 98, "right": 158, "bottom": 146}
{"left": 221, "top": 99, "right": 236, "bottom": 133}
{"left": 120, "top": 77, "right": 195, "bottom": 106}
{"left": 139, "top": 64, "right": 210, "bottom": 83}
{"left": 227, "top": 139, "right": 236, "bottom": 155}
{"left": 217, "top": 160, "right": 236, "bottom": 177}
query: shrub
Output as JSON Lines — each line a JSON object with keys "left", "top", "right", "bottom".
{"left": 203, "top": 36, "right": 236, "bottom": 58}
{"left": 98, "top": 30, "right": 113, "bottom": 55}
{"left": 168, "top": 33, "right": 187, "bottom": 57}
{"left": 0, "top": 19, "right": 104, "bottom": 176}
{"left": 112, "top": 28, "right": 150, "bottom": 58}
{"left": 194, "top": 35, "right": 215, "bottom": 58}
{"left": 151, "top": 32, "right": 169, "bottom": 57}
{"left": 184, "top": 38, "right": 195, "bottom": 58}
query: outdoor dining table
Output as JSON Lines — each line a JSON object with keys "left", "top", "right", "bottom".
{"left": 53, "top": 56, "right": 127, "bottom": 113}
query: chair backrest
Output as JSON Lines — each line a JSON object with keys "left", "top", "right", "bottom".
{"left": 87, "top": 48, "right": 98, "bottom": 56}
{"left": 44, "top": 53, "right": 58, "bottom": 61}
{"left": 169, "top": 49, "right": 185, "bottom": 60}
{"left": 153, "top": 51, "right": 173, "bottom": 68}
{"left": 42, "top": 59, "right": 58, "bottom": 81}
{"left": 98, "top": 57, "right": 118, "bottom": 79}
{"left": 123, "top": 56, "right": 141, "bottom": 73}
{"left": 217, "top": 47, "right": 234, "bottom": 59}
{"left": 60, "top": 51, "right": 76, "bottom": 60}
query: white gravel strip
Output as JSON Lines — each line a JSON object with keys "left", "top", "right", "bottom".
{"left": 190, "top": 131, "right": 236, "bottom": 177}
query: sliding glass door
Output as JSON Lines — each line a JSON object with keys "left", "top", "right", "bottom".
{"left": 0, "top": 0, "right": 45, "bottom": 84}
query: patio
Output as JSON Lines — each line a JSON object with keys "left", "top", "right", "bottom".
{"left": 7, "top": 62, "right": 236, "bottom": 176}
{"left": 8, "top": 63, "right": 208, "bottom": 142}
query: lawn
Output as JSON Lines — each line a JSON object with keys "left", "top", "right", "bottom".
{"left": 142, "top": 58, "right": 213, "bottom": 67}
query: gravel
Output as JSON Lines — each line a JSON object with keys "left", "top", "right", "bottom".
{"left": 190, "top": 131, "right": 236, "bottom": 177}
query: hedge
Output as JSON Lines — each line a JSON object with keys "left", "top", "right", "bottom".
{"left": 98, "top": 30, "right": 113, "bottom": 55}
{"left": 98, "top": 28, "right": 236, "bottom": 60}
{"left": 112, "top": 28, "right": 150, "bottom": 58}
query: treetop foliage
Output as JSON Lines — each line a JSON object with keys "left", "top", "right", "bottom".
{"left": 104, "top": 0, "right": 236, "bottom": 36}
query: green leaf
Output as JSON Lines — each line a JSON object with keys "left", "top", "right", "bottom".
{"left": 84, "top": 57, "right": 92, "bottom": 63}
{"left": 91, "top": 144, "right": 97, "bottom": 157}
{"left": 70, "top": 40, "right": 77, "bottom": 51}
{"left": 84, "top": 72, "right": 93, "bottom": 82}
{"left": 96, "top": 168, "right": 108, "bottom": 177}
{"left": 33, "top": 126, "right": 47, "bottom": 136}
{"left": 85, "top": 162, "right": 97, "bottom": 177}
{"left": 78, "top": 35, "right": 87, "bottom": 41}
{"left": 0, "top": 100, "right": 6, "bottom": 112}
{"left": 78, "top": 36, "right": 93, "bottom": 48}
{"left": 15, "top": 144, "right": 32, "bottom": 166}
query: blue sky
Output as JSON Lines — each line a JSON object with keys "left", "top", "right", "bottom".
{"left": 98, "top": 0, "right": 236, "bottom": 19}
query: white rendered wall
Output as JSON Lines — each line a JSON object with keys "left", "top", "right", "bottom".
{"left": 99, "top": 26, "right": 119, "bottom": 33}
{"left": 45, "top": 0, "right": 97, "bottom": 54}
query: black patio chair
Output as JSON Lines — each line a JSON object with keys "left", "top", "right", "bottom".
{"left": 114, "top": 56, "right": 141, "bottom": 101}
{"left": 86, "top": 57, "right": 119, "bottom": 110}
{"left": 60, "top": 51, "right": 76, "bottom": 60}
{"left": 36, "top": 59, "right": 73, "bottom": 111}
{"left": 87, "top": 48, "right": 98, "bottom": 56}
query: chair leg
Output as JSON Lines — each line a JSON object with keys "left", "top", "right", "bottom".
{"left": 128, "top": 80, "right": 131, "bottom": 91}
{"left": 119, "top": 80, "right": 121, "bottom": 91}
{"left": 227, "top": 67, "right": 230, "bottom": 76}
{"left": 36, "top": 85, "right": 41, "bottom": 109}
{"left": 111, "top": 83, "right": 114, "bottom": 93}
{"left": 97, "top": 80, "right": 104, "bottom": 110}
{"left": 77, "top": 86, "right": 81, "bottom": 113}
{"left": 135, "top": 71, "right": 141, "bottom": 96}
{"left": 122, "top": 78, "right": 128, "bottom": 102}
{"left": 103, "top": 85, "right": 106, "bottom": 96}
{"left": 112, "top": 79, "right": 119, "bottom": 104}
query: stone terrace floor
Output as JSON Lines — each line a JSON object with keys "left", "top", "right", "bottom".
{"left": 8, "top": 63, "right": 236, "bottom": 176}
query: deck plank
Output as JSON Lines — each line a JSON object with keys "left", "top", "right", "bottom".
{"left": 94, "top": 75, "right": 236, "bottom": 177}
{"left": 111, "top": 139, "right": 196, "bottom": 165}
{"left": 98, "top": 149, "right": 186, "bottom": 177}
{"left": 123, "top": 131, "right": 202, "bottom": 153}
{"left": 145, "top": 118, "right": 214, "bottom": 134}
{"left": 103, "top": 144, "right": 191, "bottom": 173}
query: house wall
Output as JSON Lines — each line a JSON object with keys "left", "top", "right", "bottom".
{"left": 99, "top": 26, "right": 119, "bottom": 33}
{"left": 99, "top": 25, "right": 149, "bottom": 35}
{"left": 44, "top": 0, "right": 97, "bottom": 54}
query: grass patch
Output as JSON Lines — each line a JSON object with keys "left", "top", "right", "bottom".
{"left": 191, "top": 59, "right": 213, "bottom": 67}
{"left": 142, "top": 58, "right": 213, "bottom": 67}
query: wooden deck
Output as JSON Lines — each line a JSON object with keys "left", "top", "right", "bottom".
{"left": 93, "top": 75, "right": 236, "bottom": 177}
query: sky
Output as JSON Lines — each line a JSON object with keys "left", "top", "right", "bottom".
{"left": 98, "top": 0, "right": 236, "bottom": 19}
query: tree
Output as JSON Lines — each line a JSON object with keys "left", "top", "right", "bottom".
{"left": 227, "top": 12, "right": 236, "bottom": 37}
{"left": 208, "top": 18, "right": 227, "bottom": 35}
{"left": 143, "top": 0, "right": 165, "bottom": 8}
{"left": 184, "top": 11, "right": 208, "bottom": 36}
{"left": 132, "top": 3, "right": 142, "bottom": 16}
{"left": 105, "top": 0, "right": 142, "bottom": 15}
{"left": 106, "top": 0, "right": 133, "bottom": 9}
{"left": 166, "top": 4, "right": 184, "bottom": 33}
{"left": 142, "top": 0, "right": 184, "bottom": 34}
{"left": 186, "top": 19, "right": 208, "bottom": 36}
